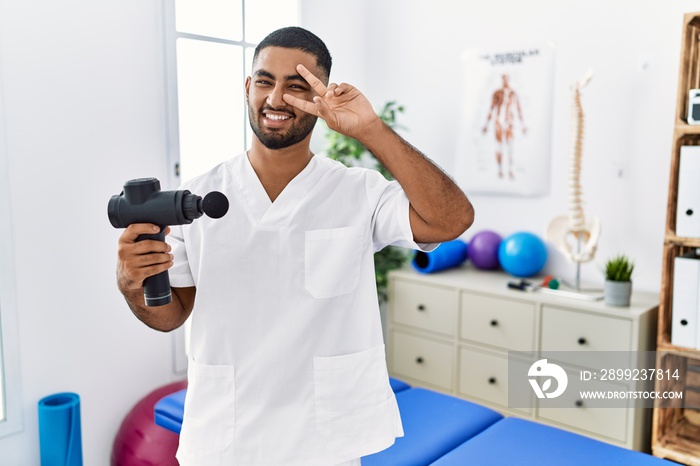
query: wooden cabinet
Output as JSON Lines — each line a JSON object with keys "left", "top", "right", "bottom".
{"left": 651, "top": 11, "right": 700, "bottom": 466}
{"left": 386, "top": 267, "right": 658, "bottom": 451}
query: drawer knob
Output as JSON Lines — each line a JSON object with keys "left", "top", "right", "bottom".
{"left": 490, "top": 319, "right": 499, "bottom": 327}
{"left": 488, "top": 377, "right": 497, "bottom": 385}
{"left": 575, "top": 400, "right": 584, "bottom": 408}
{"left": 681, "top": 319, "right": 689, "bottom": 326}
{"left": 415, "top": 357, "right": 424, "bottom": 364}
{"left": 577, "top": 337, "right": 587, "bottom": 346}
{"left": 417, "top": 304, "right": 426, "bottom": 312}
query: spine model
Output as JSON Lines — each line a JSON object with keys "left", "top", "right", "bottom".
{"left": 546, "top": 69, "right": 600, "bottom": 264}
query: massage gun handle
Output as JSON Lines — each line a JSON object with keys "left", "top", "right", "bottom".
{"left": 136, "top": 227, "right": 172, "bottom": 307}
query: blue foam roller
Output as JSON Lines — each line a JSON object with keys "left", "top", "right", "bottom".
{"left": 38, "top": 392, "right": 83, "bottom": 466}
{"left": 412, "top": 240, "right": 468, "bottom": 274}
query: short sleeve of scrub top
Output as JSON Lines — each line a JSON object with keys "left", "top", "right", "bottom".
{"left": 168, "top": 224, "right": 195, "bottom": 288}
{"left": 370, "top": 177, "right": 439, "bottom": 253}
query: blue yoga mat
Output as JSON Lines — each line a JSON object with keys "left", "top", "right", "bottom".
{"left": 38, "top": 392, "right": 83, "bottom": 466}
{"left": 412, "top": 240, "right": 468, "bottom": 273}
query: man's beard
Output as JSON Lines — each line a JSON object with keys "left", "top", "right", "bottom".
{"left": 248, "top": 106, "right": 318, "bottom": 150}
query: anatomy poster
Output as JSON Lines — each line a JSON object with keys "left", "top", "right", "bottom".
{"left": 454, "top": 43, "right": 554, "bottom": 196}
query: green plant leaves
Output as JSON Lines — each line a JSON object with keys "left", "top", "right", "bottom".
{"left": 604, "top": 254, "right": 635, "bottom": 282}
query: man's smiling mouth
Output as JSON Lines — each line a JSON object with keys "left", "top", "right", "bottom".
{"left": 265, "top": 113, "right": 291, "bottom": 121}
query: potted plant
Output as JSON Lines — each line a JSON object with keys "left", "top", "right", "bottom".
{"left": 323, "top": 101, "right": 411, "bottom": 305}
{"left": 603, "top": 254, "right": 634, "bottom": 306}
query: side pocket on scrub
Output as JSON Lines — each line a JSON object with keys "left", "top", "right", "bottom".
{"left": 179, "top": 360, "right": 236, "bottom": 453}
{"left": 305, "top": 226, "right": 363, "bottom": 299}
{"left": 313, "top": 345, "right": 394, "bottom": 439}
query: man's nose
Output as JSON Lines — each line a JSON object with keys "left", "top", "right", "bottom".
{"left": 266, "top": 85, "right": 286, "bottom": 108}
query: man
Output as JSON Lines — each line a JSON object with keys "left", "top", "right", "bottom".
{"left": 117, "top": 27, "right": 473, "bottom": 466}
{"left": 482, "top": 73, "right": 527, "bottom": 179}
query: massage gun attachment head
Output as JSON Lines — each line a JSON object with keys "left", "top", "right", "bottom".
{"left": 201, "top": 191, "right": 229, "bottom": 219}
{"left": 107, "top": 177, "right": 229, "bottom": 228}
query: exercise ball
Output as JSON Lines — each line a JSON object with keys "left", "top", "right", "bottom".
{"left": 111, "top": 380, "right": 187, "bottom": 466}
{"left": 468, "top": 230, "right": 502, "bottom": 270}
{"left": 498, "top": 231, "right": 548, "bottom": 277}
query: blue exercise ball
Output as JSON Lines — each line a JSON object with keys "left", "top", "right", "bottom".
{"left": 498, "top": 232, "right": 548, "bottom": 277}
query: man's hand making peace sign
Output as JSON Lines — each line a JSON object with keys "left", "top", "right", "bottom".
{"left": 282, "top": 64, "right": 380, "bottom": 141}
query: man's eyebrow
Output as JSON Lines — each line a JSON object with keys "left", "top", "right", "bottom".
{"left": 285, "top": 74, "right": 307, "bottom": 84}
{"left": 254, "top": 69, "right": 308, "bottom": 84}
{"left": 254, "top": 69, "right": 275, "bottom": 80}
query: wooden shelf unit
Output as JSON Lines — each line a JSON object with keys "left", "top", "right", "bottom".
{"left": 651, "top": 11, "right": 700, "bottom": 466}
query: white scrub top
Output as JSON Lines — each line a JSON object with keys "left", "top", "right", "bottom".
{"left": 168, "top": 152, "right": 436, "bottom": 466}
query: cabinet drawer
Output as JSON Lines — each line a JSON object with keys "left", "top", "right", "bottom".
{"left": 392, "top": 280, "right": 458, "bottom": 336}
{"left": 538, "top": 367, "right": 628, "bottom": 443}
{"left": 541, "top": 306, "right": 632, "bottom": 352}
{"left": 461, "top": 293, "right": 536, "bottom": 351}
{"left": 459, "top": 347, "right": 532, "bottom": 414}
{"left": 392, "top": 331, "right": 453, "bottom": 390}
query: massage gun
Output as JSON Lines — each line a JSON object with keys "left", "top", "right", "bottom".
{"left": 108, "top": 177, "right": 229, "bottom": 306}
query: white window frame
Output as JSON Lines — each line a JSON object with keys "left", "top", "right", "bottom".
{"left": 0, "top": 50, "right": 24, "bottom": 438}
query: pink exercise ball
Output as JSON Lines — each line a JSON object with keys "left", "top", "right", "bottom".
{"left": 111, "top": 380, "right": 187, "bottom": 466}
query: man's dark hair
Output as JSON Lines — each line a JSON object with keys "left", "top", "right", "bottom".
{"left": 253, "top": 26, "right": 332, "bottom": 82}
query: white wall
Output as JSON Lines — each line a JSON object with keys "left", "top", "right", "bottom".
{"left": 0, "top": 1, "right": 177, "bottom": 464}
{"left": 1, "top": 0, "right": 699, "bottom": 463}
{"left": 304, "top": 0, "right": 700, "bottom": 292}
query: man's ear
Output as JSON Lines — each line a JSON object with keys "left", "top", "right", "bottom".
{"left": 244, "top": 76, "right": 251, "bottom": 104}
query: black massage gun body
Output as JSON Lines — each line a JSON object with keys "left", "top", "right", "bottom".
{"left": 131, "top": 226, "right": 171, "bottom": 307}
{"left": 108, "top": 178, "right": 228, "bottom": 307}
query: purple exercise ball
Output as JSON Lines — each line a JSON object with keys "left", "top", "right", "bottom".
{"left": 468, "top": 230, "right": 503, "bottom": 270}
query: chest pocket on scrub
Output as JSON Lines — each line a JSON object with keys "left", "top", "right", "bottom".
{"left": 305, "top": 226, "right": 363, "bottom": 299}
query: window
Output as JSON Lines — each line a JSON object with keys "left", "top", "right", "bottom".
{"left": 162, "top": 0, "right": 299, "bottom": 374}
{"left": 0, "top": 63, "right": 23, "bottom": 438}
{"left": 163, "top": 0, "right": 300, "bottom": 184}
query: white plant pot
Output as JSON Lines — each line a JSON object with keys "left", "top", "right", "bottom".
{"left": 605, "top": 280, "right": 632, "bottom": 307}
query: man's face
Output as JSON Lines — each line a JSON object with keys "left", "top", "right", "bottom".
{"left": 245, "top": 46, "right": 325, "bottom": 150}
